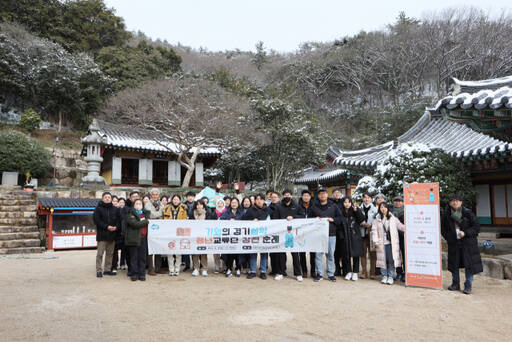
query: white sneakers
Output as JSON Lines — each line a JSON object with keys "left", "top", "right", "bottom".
{"left": 345, "top": 272, "right": 353, "bottom": 280}
{"left": 235, "top": 269, "right": 241, "bottom": 277}
{"left": 351, "top": 273, "right": 358, "bottom": 281}
{"left": 226, "top": 269, "right": 233, "bottom": 277}
{"left": 202, "top": 270, "right": 208, "bottom": 277}
{"left": 381, "top": 276, "right": 394, "bottom": 285}
{"left": 296, "top": 275, "right": 303, "bottom": 282}
{"left": 274, "top": 274, "right": 283, "bottom": 281}
{"left": 192, "top": 269, "right": 199, "bottom": 277}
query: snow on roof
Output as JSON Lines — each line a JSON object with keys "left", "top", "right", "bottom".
{"left": 94, "top": 120, "right": 221, "bottom": 156}
{"left": 435, "top": 86, "right": 512, "bottom": 111}
{"left": 294, "top": 167, "right": 347, "bottom": 184}
{"left": 453, "top": 75, "right": 512, "bottom": 90}
{"left": 333, "top": 112, "right": 511, "bottom": 168}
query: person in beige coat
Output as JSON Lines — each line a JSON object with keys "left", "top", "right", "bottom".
{"left": 371, "top": 202, "right": 404, "bottom": 285}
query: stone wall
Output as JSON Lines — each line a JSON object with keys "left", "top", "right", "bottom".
{"left": 40, "top": 148, "right": 87, "bottom": 187}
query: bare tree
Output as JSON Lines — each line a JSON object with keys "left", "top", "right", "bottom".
{"left": 101, "top": 76, "right": 253, "bottom": 187}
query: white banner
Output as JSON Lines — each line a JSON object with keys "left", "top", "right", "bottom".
{"left": 147, "top": 218, "right": 329, "bottom": 255}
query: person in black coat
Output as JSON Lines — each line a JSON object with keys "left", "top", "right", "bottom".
{"left": 268, "top": 191, "right": 281, "bottom": 276}
{"left": 312, "top": 188, "right": 342, "bottom": 282}
{"left": 242, "top": 193, "right": 271, "bottom": 279}
{"left": 121, "top": 191, "right": 140, "bottom": 275}
{"left": 93, "top": 192, "right": 121, "bottom": 278}
{"left": 330, "top": 188, "right": 344, "bottom": 276}
{"left": 296, "top": 189, "right": 315, "bottom": 278}
{"left": 272, "top": 189, "right": 300, "bottom": 281}
{"left": 339, "top": 196, "right": 365, "bottom": 281}
{"left": 441, "top": 194, "right": 483, "bottom": 294}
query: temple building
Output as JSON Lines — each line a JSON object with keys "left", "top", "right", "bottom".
{"left": 81, "top": 120, "right": 221, "bottom": 187}
{"left": 296, "top": 76, "right": 512, "bottom": 226}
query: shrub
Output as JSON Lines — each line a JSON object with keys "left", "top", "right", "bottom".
{"left": 19, "top": 108, "right": 41, "bottom": 133}
{"left": 0, "top": 131, "right": 51, "bottom": 178}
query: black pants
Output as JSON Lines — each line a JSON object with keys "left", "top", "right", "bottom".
{"left": 334, "top": 237, "right": 344, "bottom": 274}
{"left": 129, "top": 237, "right": 147, "bottom": 278}
{"left": 292, "top": 252, "right": 307, "bottom": 276}
{"left": 181, "top": 254, "right": 190, "bottom": 268}
{"left": 271, "top": 252, "right": 287, "bottom": 275}
{"left": 309, "top": 252, "right": 316, "bottom": 276}
{"left": 396, "top": 231, "right": 406, "bottom": 275}
{"left": 225, "top": 254, "right": 241, "bottom": 271}
{"left": 343, "top": 256, "right": 360, "bottom": 273}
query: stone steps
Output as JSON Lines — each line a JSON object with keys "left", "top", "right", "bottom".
{"left": 0, "top": 190, "right": 42, "bottom": 254}
{"left": 0, "top": 232, "right": 40, "bottom": 240}
{"left": 0, "top": 225, "right": 39, "bottom": 233}
{"left": 0, "top": 239, "right": 41, "bottom": 248}
{"left": 0, "top": 247, "right": 45, "bottom": 254}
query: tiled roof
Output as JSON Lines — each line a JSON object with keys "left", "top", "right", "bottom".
{"left": 294, "top": 167, "right": 347, "bottom": 184}
{"left": 39, "top": 198, "right": 100, "bottom": 209}
{"left": 434, "top": 76, "right": 512, "bottom": 111}
{"left": 93, "top": 120, "right": 221, "bottom": 156}
{"left": 333, "top": 112, "right": 512, "bottom": 169}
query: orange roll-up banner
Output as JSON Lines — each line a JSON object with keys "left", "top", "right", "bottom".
{"left": 403, "top": 182, "right": 442, "bottom": 289}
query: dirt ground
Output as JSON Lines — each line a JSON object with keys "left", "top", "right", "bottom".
{"left": 1, "top": 250, "right": 511, "bottom": 342}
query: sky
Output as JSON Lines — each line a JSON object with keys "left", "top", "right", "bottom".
{"left": 104, "top": 0, "right": 512, "bottom": 52}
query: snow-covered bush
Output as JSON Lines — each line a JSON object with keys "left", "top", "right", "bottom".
{"left": 352, "top": 176, "right": 378, "bottom": 202}
{"left": 373, "top": 143, "right": 475, "bottom": 208}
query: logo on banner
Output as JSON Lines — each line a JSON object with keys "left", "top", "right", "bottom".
{"left": 168, "top": 240, "right": 176, "bottom": 250}
{"left": 150, "top": 223, "right": 160, "bottom": 231}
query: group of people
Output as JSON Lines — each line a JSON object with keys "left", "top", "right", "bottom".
{"left": 93, "top": 183, "right": 482, "bottom": 294}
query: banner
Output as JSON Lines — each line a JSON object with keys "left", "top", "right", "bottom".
{"left": 147, "top": 218, "right": 329, "bottom": 255}
{"left": 404, "top": 182, "right": 442, "bottom": 289}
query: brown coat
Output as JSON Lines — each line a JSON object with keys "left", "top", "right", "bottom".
{"left": 162, "top": 204, "right": 188, "bottom": 220}
{"left": 371, "top": 213, "right": 404, "bottom": 268}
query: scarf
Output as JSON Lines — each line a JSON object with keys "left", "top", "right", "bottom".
{"left": 194, "top": 208, "right": 206, "bottom": 220}
{"left": 135, "top": 209, "right": 143, "bottom": 215}
{"left": 451, "top": 207, "right": 462, "bottom": 224}
{"left": 216, "top": 207, "right": 226, "bottom": 217}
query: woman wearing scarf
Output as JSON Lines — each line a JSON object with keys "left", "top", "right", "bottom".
{"left": 371, "top": 202, "right": 404, "bottom": 285}
{"left": 191, "top": 200, "right": 209, "bottom": 277}
{"left": 339, "top": 196, "right": 366, "bottom": 281}
{"left": 213, "top": 199, "right": 227, "bottom": 273}
{"left": 162, "top": 194, "right": 189, "bottom": 276}
{"left": 441, "top": 194, "right": 482, "bottom": 295}
{"left": 125, "top": 199, "right": 150, "bottom": 281}
{"left": 220, "top": 198, "right": 245, "bottom": 277}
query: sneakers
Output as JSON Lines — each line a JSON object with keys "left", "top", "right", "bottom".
{"left": 387, "top": 277, "right": 394, "bottom": 285}
{"left": 103, "top": 271, "right": 116, "bottom": 276}
{"left": 148, "top": 269, "right": 156, "bottom": 276}
{"left": 120, "top": 265, "right": 127, "bottom": 270}
{"left": 344, "top": 272, "right": 353, "bottom": 281}
{"left": 351, "top": 273, "right": 358, "bottom": 281}
{"left": 448, "top": 284, "right": 460, "bottom": 291}
{"left": 139, "top": 276, "right": 146, "bottom": 281}
{"left": 226, "top": 269, "right": 233, "bottom": 277}
{"left": 96, "top": 271, "right": 102, "bottom": 278}
{"left": 274, "top": 274, "right": 283, "bottom": 281}
{"left": 400, "top": 274, "right": 406, "bottom": 282}
{"left": 296, "top": 275, "right": 303, "bottom": 282}
{"left": 130, "top": 276, "right": 137, "bottom": 281}
{"left": 260, "top": 273, "right": 267, "bottom": 280}
{"left": 235, "top": 269, "right": 241, "bottom": 277}
{"left": 463, "top": 287, "right": 472, "bottom": 295}
{"left": 314, "top": 275, "right": 323, "bottom": 282}
{"left": 328, "top": 276, "right": 337, "bottom": 282}
{"left": 247, "top": 273, "right": 256, "bottom": 279}
{"left": 202, "top": 270, "right": 208, "bottom": 277}
{"left": 381, "top": 276, "right": 388, "bottom": 284}
{"left": 192, "top": 269, "right": 199, "bottom": 277}
{"left": 111, "top": 269, "right": 118, "bottom": 275}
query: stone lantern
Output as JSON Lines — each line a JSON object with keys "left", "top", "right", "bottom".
{"left": 81, "top": 119, "right": 107, "bottom": 185}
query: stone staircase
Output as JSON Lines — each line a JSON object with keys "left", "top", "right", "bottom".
{"left": 0, "top": 189, "right": 44, "bottom": 254}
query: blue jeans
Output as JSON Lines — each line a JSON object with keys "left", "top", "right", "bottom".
{"left": 315, "top": 236, "right": 336, "bottom": 277}
{"left": 451, "top": 241, "right": 474, "bottom": 288}
{"left": 381, "top": 244, "right": 395, "bottom": 278}
{"left": 249, "top": 253, "right": 268, "bottom": 274}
